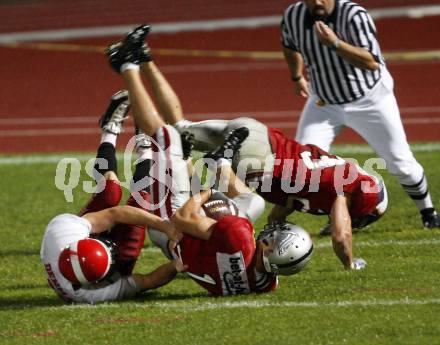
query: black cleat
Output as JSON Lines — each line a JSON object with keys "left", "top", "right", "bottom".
{"left": 99, "top": 90, "right": 130, "bottom": 134}
{"left": 137, "top": 42, "right": 153, "bottom": 64}
{"left": 105, "top": 24, "right": 151, "bottom": 73}
{"left": 422, "top": 209, "right": 440, "bottom": 229}
{"left": 134, "top": 125, "right": 152, "bottom": 151}
{"left": 204, "top": 127, "right": 249, "bottom": 162}
{"left": 127, "top": 24, "right": 150, "bottom": 45}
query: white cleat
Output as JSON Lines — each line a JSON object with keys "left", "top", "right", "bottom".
{"left": 99, "top": 90, "right": 130, "bottom": 135}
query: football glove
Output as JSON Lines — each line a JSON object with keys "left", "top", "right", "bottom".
{"left": 350, "top": 258, "right": 367, "bottom": 270}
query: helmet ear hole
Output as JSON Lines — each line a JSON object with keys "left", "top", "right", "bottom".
{"left": 58, "top": 238, "right": 116, "bottom": 286}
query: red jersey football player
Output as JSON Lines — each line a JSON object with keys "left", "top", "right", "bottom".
{"left": 201, "top": 126, "right": 387, "bottom": 270}
{"left": 171, "top": 188, "right": 313, "bottom": 296}
{"left": 101, "top": 24, "right": 387, "bottom": 271}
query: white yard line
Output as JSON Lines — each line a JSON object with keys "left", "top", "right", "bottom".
{"left": 315, "top": 238, "right": 440, "bottom": 249}
{"left": 44, "top": 297, "right": 440, "bottom": 311}
{"left": 0, "top": 5, "right": 439, "bottom": 43}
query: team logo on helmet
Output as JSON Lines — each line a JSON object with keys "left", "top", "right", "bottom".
{"left": 277, "top": 232, "right": 297, "bottom": 256}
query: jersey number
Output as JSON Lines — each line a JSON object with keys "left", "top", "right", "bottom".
{"left": 300, "top": 151, "right": 345, "bottom": 170}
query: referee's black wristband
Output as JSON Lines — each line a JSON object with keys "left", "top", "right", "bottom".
{"left": 291, "top": 75, "right": 303, "bottom": 82}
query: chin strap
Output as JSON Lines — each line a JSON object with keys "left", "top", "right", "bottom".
{"left": 262, "top": 254, "right": 273, "bottom": 273}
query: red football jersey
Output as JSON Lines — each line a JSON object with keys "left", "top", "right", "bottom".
{"left": 257, "top": 127, "right": 382, "bottom": 218}
{"left": 176, "top": 215, "right": 277, "bottom": 296}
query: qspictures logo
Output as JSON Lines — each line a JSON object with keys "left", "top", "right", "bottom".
{"left": 54, "top": 133, "right": 387, "bottom": 211}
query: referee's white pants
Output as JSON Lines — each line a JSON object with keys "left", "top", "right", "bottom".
{"left": 295, "top": 69, "right": 424, "bottom": 186}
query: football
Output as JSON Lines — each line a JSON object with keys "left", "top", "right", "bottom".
{"left": 201, "top": 199, "right": 239, "bottom": 220}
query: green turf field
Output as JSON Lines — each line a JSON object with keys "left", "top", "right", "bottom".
{"left": 0, "top": 145, "right": 439, "bottom": 345}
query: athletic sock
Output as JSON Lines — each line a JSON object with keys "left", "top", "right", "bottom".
{"left": 401, "top": 174, "right": 434, "bottom": 211}
{"left": 94, "top": 142, "right": 117, "bottom": 177}
{"left": 100, "top": 132, "right": 117, "bottom": 147}
{"left": 132, "top": 159, "right": 151, "bottom": 192}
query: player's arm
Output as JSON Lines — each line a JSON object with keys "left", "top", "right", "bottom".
{"left": 268, "top": 204, "right": 295, "bottom": 223}
{"left": 330, "top": 195, "right": 353, "bottom": 269}
{"left": 282, "top": 47, "right": 309, "bottom": 98}
{"left": 314, "top": 21, "right": 379, "bottom": 71}
{"left": 132, "top": 259, "right": 187, "bottom": 291}
{"left": 83, "top": 206, "right": 181, "bottom": 242}
{"left": 171, "top": 190, "right": 217, "bottom": 240}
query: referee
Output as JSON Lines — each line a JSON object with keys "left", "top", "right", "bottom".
{"left": 281, "top": 0, "right": 440, "bottom": 231}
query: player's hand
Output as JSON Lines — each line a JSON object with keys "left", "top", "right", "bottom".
{"left": 172, "top": 258, "right": 188, "bottom": 273}
{"left": 163, "top": 221, "right": 183, "bottom": 243}
{"left": 294, "top": 77, "right": 310, "bottom": 98}
{"left": 350, "top": 258, "right": 367, "bottom": 270}
{"left": 314, "top": 21, "right": 338, "bottom": 47}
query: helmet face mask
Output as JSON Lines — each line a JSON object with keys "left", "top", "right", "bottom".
{"left": 258, "top": 222, "right": 313, "bottom": 276}
{"left": 58, "top": 238, "right": 117, "bottom": 286}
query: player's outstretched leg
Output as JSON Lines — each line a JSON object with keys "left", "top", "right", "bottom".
{"left": 106, "top": 27, "right": 166, "bottom": 137}
{"left": 78, "top": 91, "right": 130, "bottom": 215}
{"left": 140, "top": 61, "right": 184, "bottom": 125}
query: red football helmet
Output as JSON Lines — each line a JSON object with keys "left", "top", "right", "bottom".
{"left": 58, "top": 238, "right": 116, "bottom": 285}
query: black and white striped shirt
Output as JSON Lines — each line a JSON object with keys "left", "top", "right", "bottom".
{"left": 281, "top": 0, "right": 384, "bottom": 104}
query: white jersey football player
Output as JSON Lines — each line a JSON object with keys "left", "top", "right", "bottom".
{"left": 41, "top": 90, "right": 184, "bottom": 304}
{"left": 41, "top": 206, "right": 184, "bottom": 304}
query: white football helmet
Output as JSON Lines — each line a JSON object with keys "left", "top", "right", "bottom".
{"left": 258, "top": 222, "right": 313, "bottom": 276}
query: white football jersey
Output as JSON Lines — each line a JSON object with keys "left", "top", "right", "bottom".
{"left": 41, "top": 214, "right": 139, "bottom": 304}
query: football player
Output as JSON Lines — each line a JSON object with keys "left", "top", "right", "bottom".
{"left": 41, "top": 91, "right": 184, "bottom": 304}
{"left": 105, "top": 24, "right": 388, "bottom": 271}
{"left": 171, "top": 188, "right": 313, "bottom": 295}
{"left": 104, "top": 27, "right": 314, "bottom": 295}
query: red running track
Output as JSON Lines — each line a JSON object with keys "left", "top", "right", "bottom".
{"left": 0, "top": 4, "right": 439, "bottom": 153}
{"left": 0, "top": 0, "right": 437, "bottom": 32}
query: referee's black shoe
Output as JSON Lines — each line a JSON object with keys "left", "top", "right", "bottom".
{"left": 203, "top": 127, "right": 249, "bottom": 162}
{"left": 422, "top": 208, "right": 440, "bottom": 229}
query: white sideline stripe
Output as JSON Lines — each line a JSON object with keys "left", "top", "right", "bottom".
{"left": 0, "top": 128, "right": 101, "bottom": 137}
{"left": 0, "top": 5, "right": 439, "bottom": 43}
{"left": 1, "top": 116, "right": 439, "bottom": 137}
{"left": 1, "top": 143, "right": 440, "bottom": 165}
{"left": 1, "top": 106, "right": 439, "bottom": 125}
{"left": 0, "top": 111, "right": 298, "bottom": 125}
{"left": 44, "top": 298, "right": 440, "bottom": 311}
{"left": 369, "top": 5, "right": 440, "bottom": 19}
